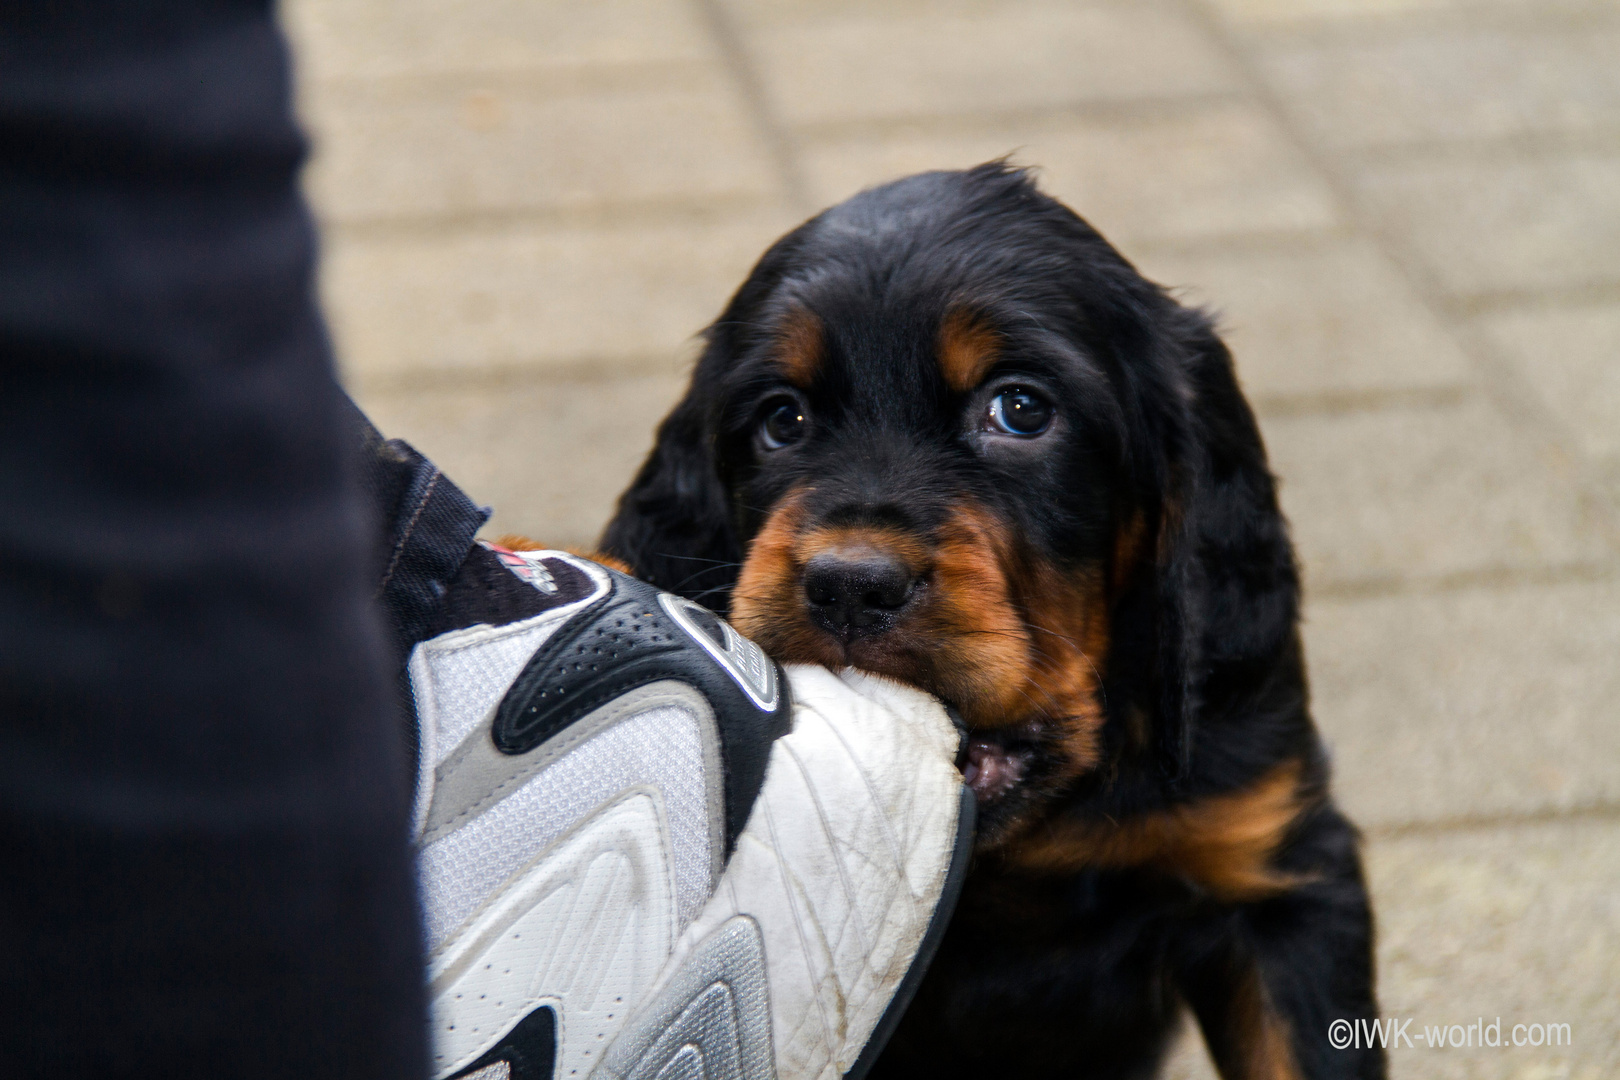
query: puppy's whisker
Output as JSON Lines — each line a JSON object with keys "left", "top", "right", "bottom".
{"left": 685, "top": 584, "right": 738, "bottom": 604}
{"left": 653, "top": 554, "right": 744, "bottom": 568}
{"left": 667, "top": 564, "right": 743, "bottom": 592}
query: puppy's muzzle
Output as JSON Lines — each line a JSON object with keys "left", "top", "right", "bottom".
{"left": 802, "top": 548, "right": 921, "bottom": 643}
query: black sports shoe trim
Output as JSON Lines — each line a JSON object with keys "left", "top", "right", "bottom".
{"left": 844, "top": 784, "right": 977, "bottom": 1080}
{"left": 422, "top": 545, "right": 597, "bottom": 640}
{"left": 492, "top": 568, "right": 793, "bottom": 849}
{"left": 449, "top": 1005, "right": 555, "bottom": 1080}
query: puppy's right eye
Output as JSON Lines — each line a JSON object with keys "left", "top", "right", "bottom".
{"left": 985, "top": 387, "right": 1053, "bottom": 437}
{"left": 758, "top": 399, "right": 807, "bottom": 450}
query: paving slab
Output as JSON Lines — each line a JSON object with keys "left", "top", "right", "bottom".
{"left": 1304, "top": 577, "right": 1620, "bottom": 830}
{"left": 1254, "top": 23, "right": 1620, "bottom": 150}
{"left": 1263, "top": 398, "right": 1609, "bottom": 589}
{"left": 1134, "top": 238, "right": 1473, "bottom": 405}
{"left": 1476, "top": 302, "right": 1620, "bottom": 462}
{"left": 1351, "top": 150, "right": 1620, "bottom": 300}
{"left": 299, "top": 68, "right": 780, "bottom": 224}
{"left": 732, "top": 0, "right": 1239, "bottom": 129}
{"left": 280, "top": 0, "right": 714, "bottom": 83}
{"left": 1367, "top": 816, "right": 1620, "bottom": 1079}
{"left": 322, "top": 210, "right": 798, "bottom": 384}
{"left": 1161, "top": 1014, "right": 1221, "bottom": 1080}
{"left": 799, "top": 100, "right": 1340, "bottom": 247}
{"left": 354, "top": 372, "right": 692, "bottom": 549}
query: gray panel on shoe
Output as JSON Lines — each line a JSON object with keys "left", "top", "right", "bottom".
{"left": 419, "top": 681, "right": 726, "bottom": 943}
{"left": 600, "top": 915, "right": 776, "bottom": 1080}
{"left": 426, "top": 682, "right": 723, "bottom": 849}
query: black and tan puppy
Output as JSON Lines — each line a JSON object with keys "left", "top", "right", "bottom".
{"left": 602, "top": 163, "right": 1382, "bottom": 1080}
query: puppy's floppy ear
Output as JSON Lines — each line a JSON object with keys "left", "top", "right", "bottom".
{"left": 1149, "top": 312, "right": 1301, "bottom": 781}
{"left": 602, "top": 222, "right": 820, "bottom": 612}
{"left": 599, "top": 382, "right": 742, "bottom": 612}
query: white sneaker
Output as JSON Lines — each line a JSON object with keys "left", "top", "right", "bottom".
{"left": 408, "top": 548, "right": 973, "bottom": 1080}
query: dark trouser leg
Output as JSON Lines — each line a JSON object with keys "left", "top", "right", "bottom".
{"left": 0, "top": 5, "right": 427, "bottom": 1076}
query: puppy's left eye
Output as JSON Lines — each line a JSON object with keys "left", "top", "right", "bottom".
{"left": 985, "top": 388, "right": 1053, "bottom": 436}
{"left": 758, "top": 398, "right": 807, "bottom": 450}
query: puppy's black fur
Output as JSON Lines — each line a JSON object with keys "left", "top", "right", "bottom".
{"left": 603, "top": 164, "right": 1382, "bottom": 1080}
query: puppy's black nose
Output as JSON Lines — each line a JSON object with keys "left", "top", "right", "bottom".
{"left": 803, "top": 551, "right": 916, "bottom": 642}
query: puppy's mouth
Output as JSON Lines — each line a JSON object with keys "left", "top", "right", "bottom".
{"left": 961, "top": 726, "right": 1040, "bottom": 804}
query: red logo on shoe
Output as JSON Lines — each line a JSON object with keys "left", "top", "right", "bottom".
{"left": 479, "top": 541, "right": 559, "bottom": 595}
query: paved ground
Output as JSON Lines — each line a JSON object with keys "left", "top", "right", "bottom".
{"left": 283, "top": 1, "right": 1620, "bottom": 1075}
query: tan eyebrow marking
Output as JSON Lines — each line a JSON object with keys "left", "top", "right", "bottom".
{"left": 771, "top": 307, "right": 824, "bottom": 389}
{"left": 937, "top": 306, "right": 1001, "bottom": 392}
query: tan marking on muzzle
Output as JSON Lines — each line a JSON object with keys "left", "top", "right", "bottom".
{"left": 730, "top": 491, "right": 845, "bottom": 667}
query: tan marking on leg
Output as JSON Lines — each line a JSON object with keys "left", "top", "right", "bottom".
{"left": 1202, "top": 963, "right": 1305, "bottom": 1080}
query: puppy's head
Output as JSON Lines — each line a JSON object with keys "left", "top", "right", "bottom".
{"left": 605, "top": 164, "right": 1295, "bottom": 845}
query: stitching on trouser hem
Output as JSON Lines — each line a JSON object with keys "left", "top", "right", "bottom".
{"left": 380, "top": 468, "right": 441, "bottom": 595}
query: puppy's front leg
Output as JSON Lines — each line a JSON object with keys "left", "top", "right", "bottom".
{"left": 1177, "top": 804, "right": 1383, "bottom": 1080}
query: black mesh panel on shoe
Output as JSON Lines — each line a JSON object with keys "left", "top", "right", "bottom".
{"left": 492, "top": 570, "right": 793, "bottom": 851}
